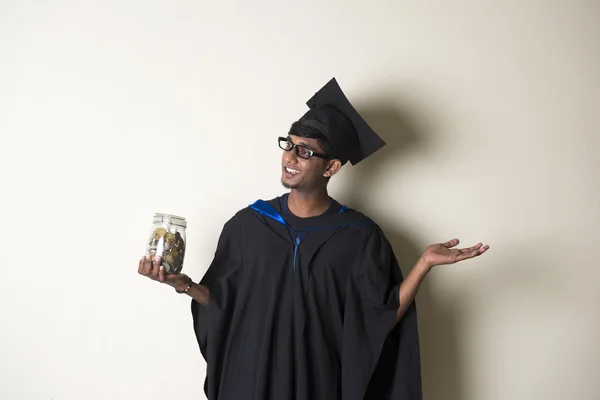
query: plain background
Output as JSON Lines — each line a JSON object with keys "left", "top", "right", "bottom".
{"left": 1, "top": 1, "right": 598, "bottom": 399}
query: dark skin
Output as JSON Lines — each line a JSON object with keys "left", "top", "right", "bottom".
{"left": 280, "top": 135, "right": 343, "bottom": 217}
{"left": 139, "top": 134, "right": 490, "bottom": 323}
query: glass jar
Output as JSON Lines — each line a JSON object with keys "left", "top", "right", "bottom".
{"left": 146, "top": 213, "right": 187, "bottom": 274}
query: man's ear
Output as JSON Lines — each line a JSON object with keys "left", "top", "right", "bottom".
{"left": 323, "top": 159, "right": 342, "bottom": 178}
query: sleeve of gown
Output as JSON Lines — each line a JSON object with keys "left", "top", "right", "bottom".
{"left": 190, "top": 215, "right": 243, "bottom": 361}
{"left": 342, "top": 226, "right": 422, "bottom": 400}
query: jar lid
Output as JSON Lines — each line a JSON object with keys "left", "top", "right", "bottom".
{"left": 153, "top": 213, "right": 187, "bottom": 228}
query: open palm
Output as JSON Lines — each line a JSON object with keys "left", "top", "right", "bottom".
{"left": 422, "top": 238, "right": 489, "bottom": 268}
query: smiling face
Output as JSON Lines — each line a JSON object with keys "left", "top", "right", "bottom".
{"left": 281, "top": 135, "right": 342, "bottom": 191}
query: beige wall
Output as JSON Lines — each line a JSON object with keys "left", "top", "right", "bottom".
{"left": 1, "top": 1, "right": 598, "bottom": 399}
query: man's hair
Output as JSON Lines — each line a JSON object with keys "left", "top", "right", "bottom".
{"left": 288, "top": 121, "right": 335, "bottom": 159}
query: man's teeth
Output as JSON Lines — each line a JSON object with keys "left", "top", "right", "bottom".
{"left": 286, "top": 167, "right": 300, "bottom": 175}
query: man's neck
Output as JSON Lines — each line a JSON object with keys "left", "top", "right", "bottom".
{"left": 287, "top": 188, "right": 331, "bottom": 218}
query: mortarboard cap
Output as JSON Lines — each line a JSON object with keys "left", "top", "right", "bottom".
{"left": 295, "top": 77, "right": 386, "bottom": 165}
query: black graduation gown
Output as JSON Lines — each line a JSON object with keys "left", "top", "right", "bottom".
{"left": 191, "top": 196, "right": 422, "bottom": 400}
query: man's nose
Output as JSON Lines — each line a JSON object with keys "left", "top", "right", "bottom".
{"left": 284, "top": 150, "right": 299, "bottom": 164}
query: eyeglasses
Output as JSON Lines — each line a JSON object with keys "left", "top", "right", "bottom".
{"left": 278, "top": 137, "right": 330, "bottom": 160}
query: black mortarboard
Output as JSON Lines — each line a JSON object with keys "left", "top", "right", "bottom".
{"left": 295, "top": 77, "right": 386, "bottom": 165}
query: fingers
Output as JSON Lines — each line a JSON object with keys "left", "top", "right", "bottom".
{"left": 464, "top": 243, "right": 483, "bottom": 252}
{"left": 443, "top": 240, "right": 489, "bottom": 253}
{"left": 138, "top": 257, "right": 144, "bottom": 274}
{"left": 456, "top": 244, "right": 490, "bottom": 261}
{"left": 466, "top": 244, "right": 489, "bottom": 256}
{"left": 151, "top": 256, "right": 162, "bottom": 279}
{"left": 455, "top": 243, "right": 482, "bottom": 256}
{"left": 158, "top": 264, "right": 165, "bottom": 282}
{"left": 142, "top": 255, "right": 152, "bottom": 275}
{"left": 138, "top": 254, "right": 169, "bottom": 285}
{"left": 139, "top": 255, "right": 158, "bottom": 278}
{"left": 441, "top": 238, "right": 459, "bottom": 248}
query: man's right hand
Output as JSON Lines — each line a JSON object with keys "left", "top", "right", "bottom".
{"left": 138, "top": 255, "right": 193, "bottom": 293}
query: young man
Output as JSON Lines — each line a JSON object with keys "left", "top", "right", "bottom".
{"left": 139, "top": 78, "right": 489, "bottom": 400}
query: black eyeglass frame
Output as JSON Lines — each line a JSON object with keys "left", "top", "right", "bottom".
{"left": 278, "top": 136, "right": 331, "bottom": 160}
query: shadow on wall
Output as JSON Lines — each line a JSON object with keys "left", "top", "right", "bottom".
{"left": 342, "top": 104, "right": 464, "bottom": 400}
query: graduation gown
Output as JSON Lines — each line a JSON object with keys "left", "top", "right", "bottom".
{"left": 191, "top": 196, "right": 422, "bottom": 400}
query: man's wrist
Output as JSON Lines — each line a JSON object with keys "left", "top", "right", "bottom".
{"left": 415, "top": 257, "right": 433, "bottom": 273}
{"left": 176, "top": 277, "right": 193, "bottom": 293}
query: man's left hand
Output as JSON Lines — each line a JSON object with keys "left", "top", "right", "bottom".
{"left": 421, "top": 238, "right": 489, "bottom": 269}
